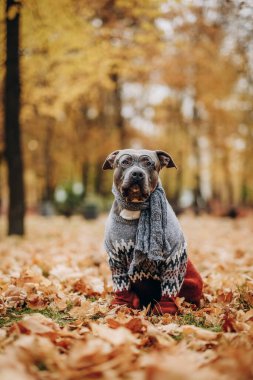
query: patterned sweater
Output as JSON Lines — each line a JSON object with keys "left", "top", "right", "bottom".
{"left": 104, "top": 200, "right": 187, "bottom": 297}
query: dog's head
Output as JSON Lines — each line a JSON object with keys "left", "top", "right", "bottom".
{"left": 102, "top": 149, "right": 176, "bottom": 202}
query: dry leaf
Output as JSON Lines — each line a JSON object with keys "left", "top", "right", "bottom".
{"left": 0, "top": 215, "right": 253, "bottom": 380}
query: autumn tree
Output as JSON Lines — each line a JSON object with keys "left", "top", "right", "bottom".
{"left": 18, "top": 0, "right": 165, "bottom": 199}
{"left": 151, "top": 2, "right": 252, "bottom": 208}
{"left": 4, "top": 0, "right": 25, "bottom": 235}
{"left": 1, "top": 0, "right": 253, "bottom": 213}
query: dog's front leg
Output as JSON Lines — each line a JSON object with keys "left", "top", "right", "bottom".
{"left": 108, "top": 252, "right": 140, "bottom": 308}
{"left": 178, "top": 259, "right": 203, "bottom": 306}
{"left": 153, "top": 247, "right": 188, "bottom": 315}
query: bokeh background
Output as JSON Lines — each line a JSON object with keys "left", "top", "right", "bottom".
{"left": 0, "top": 0, "right": 253, "bottom": 234}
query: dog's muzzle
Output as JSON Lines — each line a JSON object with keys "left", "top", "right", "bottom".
{"left": 121, "top": 167, "right": 150, "bottom": 202}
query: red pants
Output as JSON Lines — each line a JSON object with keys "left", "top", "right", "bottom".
{"left": 131, "top": 259, "right": 203, "bottom": 308}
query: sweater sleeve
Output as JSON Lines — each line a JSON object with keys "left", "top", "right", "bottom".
{"left": 106, "top": 244, "right": 131, "bottom": 291}
{"left": 160, "top": 243, "right": 188, "bottom": 296}
{"left": 160, "top": 201, "right": 188, "bottom": 297}
{"left": 104, "top": 209, "right": 136, "bottom": 292}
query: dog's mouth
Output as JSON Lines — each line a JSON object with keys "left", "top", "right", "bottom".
{"left": 121, "top": 184, "right": 149, "bottom": 203}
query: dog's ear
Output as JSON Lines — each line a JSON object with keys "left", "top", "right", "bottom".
{"left": 102, "top": 150, "right": 120, "bottom": 170}
{"left": 156, "top": 150, "right": 177, "bottom": 169}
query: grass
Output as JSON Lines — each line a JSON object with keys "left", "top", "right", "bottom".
{"left": 87, "top": 296, "right": 98, "bottom": 302}
{"left": 35, "top": 361, "right": 48, "bottom": 371}
{"left": 171, "top": 332, "right": 184, "bottom": 341}
{"left": 236, "top": 284, "right": 253, "bottom": 311}
{"left": 90, "top": 312, "right": 105, "bottom": 320}
{"left": 177, "top": 313, "right": 222, "bottom": 332}
{"left": 0, "top": 306, "right": 75, "bottom": 328}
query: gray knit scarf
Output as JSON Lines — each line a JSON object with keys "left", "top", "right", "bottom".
{"left": 112, "top": 182, "right": 173, "bottom": 274}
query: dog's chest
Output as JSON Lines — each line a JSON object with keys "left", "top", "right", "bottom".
{"left": 120, "top": 209, "right": 140, "bottom": 220}
{"left": 106, "top": 208, "right": 140, "bottom": 254}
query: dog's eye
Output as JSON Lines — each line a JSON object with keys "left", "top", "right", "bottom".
{"left": 139, "top": 156, "right": 154, "bottom": 168}
{"left": 119, "top": 155, "right": 133, "bottom": 168}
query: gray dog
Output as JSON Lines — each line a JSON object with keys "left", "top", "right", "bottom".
{"left": 103, "top": 149, "right": 203, "bottom": 314}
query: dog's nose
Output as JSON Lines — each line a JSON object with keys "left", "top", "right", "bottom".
{"left": 131, "top": 170, "right": 144, "bottom": 181}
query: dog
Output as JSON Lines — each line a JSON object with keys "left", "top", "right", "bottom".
{"left": 103, "top": 149, "right": 203, "bottom": 314}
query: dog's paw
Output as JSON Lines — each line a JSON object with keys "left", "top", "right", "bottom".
{"left": 152, "top": 296, "right": 178, "bottom": 315}
{"left": 111, "top": 290, "right": 140, "bottom": 309}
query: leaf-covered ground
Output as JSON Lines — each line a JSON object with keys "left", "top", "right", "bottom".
{"left": 0, "top": 214, "right": 252, "bottom": 380}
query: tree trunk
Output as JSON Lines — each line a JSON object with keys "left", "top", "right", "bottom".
{"left": 94, "top": 162, "right": 101, "bottom": 195}
{"left": 110, "top": 72, "right": 127, "bottom": 148}
{"left": 0, "top": 152, "right": 3, "bottom": 216}
{"left": 192, "top": 135, "right": 204, "bottom": 215}
{"left": 43, "top": 123, "right": 54, "bottom": 201}
{"left": 82, "top": 161, "right": 89, "bottom": 196}
{"left": 222, "top": 150, "right": 234, "bottom": 206}
{"left": 173, "top": 149, "right": 183, "bottom": 205}
{"left": 4, "top": 0, "right": 25, "bottom": 235}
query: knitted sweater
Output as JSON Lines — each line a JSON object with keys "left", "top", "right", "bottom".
{"left": 104, "top": 199, "right": 187, "bottom": 297}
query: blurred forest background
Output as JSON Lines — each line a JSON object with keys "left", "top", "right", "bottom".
{"left": 0, "top": 0, "right": 253, "bottom": 234}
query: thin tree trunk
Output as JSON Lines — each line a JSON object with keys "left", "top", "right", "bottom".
{"left": 192, "top": 135, "right": 204, "bottom": 215}
{"left": 43, "top": 123, "right": 54, "bottom": 201}
{"left": 222, "top": 151, "right": 234, "bottom": 206}
{"left": 173, "top": 149, "right": 183, "bottom": 205}
{"left": 110, "top": 72, "right": 126, "bottom": 148}
{"left": 82, "top": 161, "right": 89, "bottom": 196}
{"left": 95, "top": 161, "right": 107, "bottom": 195}
{"left": 4, "top": 0, "right": 25, "bottom": 235}
{"left": 0, "top": 153, "right": 3, "bottom": 216}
